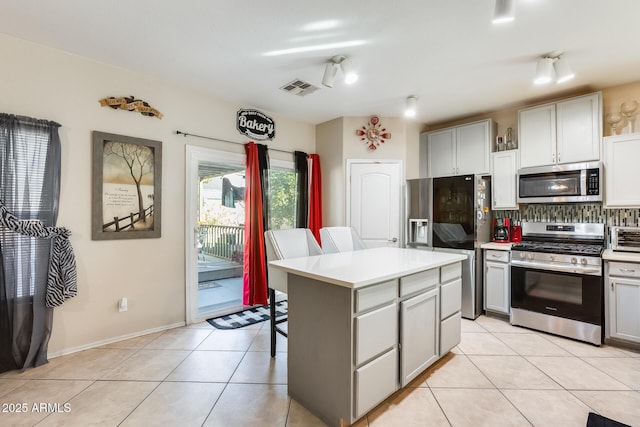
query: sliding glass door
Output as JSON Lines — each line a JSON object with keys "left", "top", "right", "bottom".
{"left": 185, "top": 146, "right": 295, "bottom": 324}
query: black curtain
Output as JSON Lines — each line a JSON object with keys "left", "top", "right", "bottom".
{"left": 0, "top": 114, "right": 61, "bottom": 373}
{"left": 257, "top": 144, "right": 270, "bottom": 231}
{"left": 294, "top": 151, "right": 308, "bottom": 228}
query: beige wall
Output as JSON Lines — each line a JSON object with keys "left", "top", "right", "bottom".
{"left": 317, "top": 116, "right": 418, "bottom": 226}
{"left": 316, "top": 118, "right": 344, "bottom": 227}
{"left": 0, "top": 34, "right": 315, "bottom": 355}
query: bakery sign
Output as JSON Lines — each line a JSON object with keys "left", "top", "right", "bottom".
{"left": 236, "top": 109, "right": 276, "bottom": 140}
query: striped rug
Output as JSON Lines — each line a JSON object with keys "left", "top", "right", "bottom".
{"left": 206, "top": 300, "right": 287, "bottom": 329}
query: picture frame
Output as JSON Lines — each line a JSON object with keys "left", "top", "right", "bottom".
{"left": 92, "top": 131, "right": 162, "bottom": 240}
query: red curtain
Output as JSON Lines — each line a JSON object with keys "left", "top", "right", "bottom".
{"left": 308, "top": 154, "right": 322, "bottom": 242}
{"left": 242, "top": 142, "right": 268, "bottom": 306}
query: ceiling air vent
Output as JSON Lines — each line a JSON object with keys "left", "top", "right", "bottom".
{"left": 280, "top": 79, "right": 319, "bottom": 96}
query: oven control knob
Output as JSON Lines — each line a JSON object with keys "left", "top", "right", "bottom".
{"left": 520, "top": 252, "right": 525, "bottom": 259}
{"left": 581, "top": 258, "right": 588, "bottom": 265}
{"left": 571, "top": 257, "right": 577, "bottom": 264}
{"left": 527, "top": 253, "right": 534, "bottom": 260}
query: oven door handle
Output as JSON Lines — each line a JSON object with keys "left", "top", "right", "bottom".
{"left": 511, "top": 260, "right": 602, "bottom": 276}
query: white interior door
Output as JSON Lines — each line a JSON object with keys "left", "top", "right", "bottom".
{"left": 348, "top": 160, "right": 402, "bottom": 248}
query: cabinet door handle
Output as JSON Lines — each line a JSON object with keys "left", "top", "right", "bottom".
{"left": 620, "top": 268, "right": 636, "bottom": 273}
{"left": 558, "top": 153, "right": 561, "bottom": 162}
{"left": 611, "top": 281, "right": 614, "bottom": 291}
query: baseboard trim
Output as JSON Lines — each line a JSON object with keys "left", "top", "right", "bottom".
{"left": 48, "top": 321, "right": 186, "bottom": 358}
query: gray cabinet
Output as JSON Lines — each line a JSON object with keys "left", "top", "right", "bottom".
{"left": 490, "top": 150, "right": 519, "bottom": 210}
{"left": 605, "top": 261, "right": 640, "bottom": 344}
{"left": 484, "top": 249, "right": 510, "bottom": 315}
{"left": 400, "top": 287, "right": 439, "bottom": 386}
{"left": 439, "top": 262, "right": 462, "bottom": 355}
{"left": 425, "top": 119, "right": 494, "bottom": 177}
{"left": 603, "top": 132, "right": 640, "bottom": 208}
{"left": 287, "top": 261, "right": 463, "bottom": 427}
{"left": 518, "top": 92, "right": 601, "bottom": 168}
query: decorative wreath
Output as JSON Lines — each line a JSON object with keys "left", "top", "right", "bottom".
{"left": 356, "top": 116, "right": 391, "bottom": 150}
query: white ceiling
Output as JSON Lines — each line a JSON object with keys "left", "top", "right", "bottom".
{"left": 1, "top": 0, "right": 640, "bottom": 125}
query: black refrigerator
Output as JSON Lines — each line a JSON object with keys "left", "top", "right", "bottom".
{"left": 406, "top": 175, "right": 491, "bottom": 319}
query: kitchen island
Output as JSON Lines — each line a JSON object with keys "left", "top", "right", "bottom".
{"left": 269, "top": 247, "right": 465, "bottom": 427}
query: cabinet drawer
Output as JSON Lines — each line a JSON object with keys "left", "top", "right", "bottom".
{"left": 354, "top": 303, "right": 397, "bottom": 365}
{"left": 608, "top": 262, "right": 640, "bottom": 279}
{"left": 441, "top": 262, "right": 462, "bottom": 283}
{"left": 355, "top": 279, "right": 397, "bottom": 313}
{"left": 440, "top": 312, "right": 462, "bottom": 356}
{"left": 440, "top": 278, "right": 462, "bottom": 320}
{"left": 400, "top": 268, "right": 439, "bottom": 298}
{"left": 485, "top": 250, "right": 509, "bottom": 263}
{"left": 355, "top": 347, "right": 398, "bottom": 417}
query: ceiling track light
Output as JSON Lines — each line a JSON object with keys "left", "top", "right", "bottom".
{"left": 321, "top": 62, "right": 338, "bottom": 88}
{"left": 554, "top": 56, "right": 575, "bottom": 83}
{"left": 534, "top": 57, "right": 554, "bottom": 85}
{"left": 492, "top": 0, "right": 515, "bottom": 24}
{"left": 534, "top": 52, "right": 575, "bottom": 85}
{"left": 405, "top": 96, "right": 418, "bottom": 118}
{"left": 321, "top": 55, "right": 358, "bottom": 88}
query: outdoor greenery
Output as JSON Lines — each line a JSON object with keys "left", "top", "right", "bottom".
{"left": 198, "top": 169, "right": 296, "bottom": 231}
{"left": 268, "top": 169, "right": 296, "bottom": 230}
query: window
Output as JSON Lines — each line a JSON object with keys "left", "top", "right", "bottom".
{"left": 268, "top": 160, "right": 296, "bottom": 230}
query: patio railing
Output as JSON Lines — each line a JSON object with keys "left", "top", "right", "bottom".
{"left": 198, "top": 224, "right": 244, "bottom": 263}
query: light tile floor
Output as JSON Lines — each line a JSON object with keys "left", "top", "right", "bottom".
{"left": 1, "top": 315, "right": 639, "bottom": 426}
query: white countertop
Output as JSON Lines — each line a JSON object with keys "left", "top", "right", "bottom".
{"left": 269, "top": 247, "right": 466, "bottom": 289}
{"left": 603, "top": 249, "right": 640, "bottom": 263}
{"left": 480, "top": 242, "right": 514, "bottom": 251}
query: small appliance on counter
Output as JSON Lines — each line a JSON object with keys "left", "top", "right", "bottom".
{"left": 610, "top": 226, "right": 640, "bottom": 252}
{"left": 510, "top": 220, "right": 522, "bottom": 243}
{"left": 493, "top": 218, "right": 510, "bottom": 242}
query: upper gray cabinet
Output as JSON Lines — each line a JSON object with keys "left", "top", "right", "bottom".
{"left": 518, "top": 92, "right": 602, "bottom": 169}
{"left": 424, "top": 119, "right": 495, "bottom": 178}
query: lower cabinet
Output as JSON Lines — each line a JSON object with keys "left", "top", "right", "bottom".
{"left": 440, "top": 276, "right": 462, "bottom": 356}
{"left": 606, "top": 261, "right": 640, "bottom": 344}
{"left": 287, "top": 261, "right": 464, "bottom": 427}
{"left": 484, "top": 250, "right": 511, "bottom": 315}
{"left": 400, "top": 287, "right": 439, "bottom": 387}
{"left": 355, "top": 348, "right": 398, "bottom": 417}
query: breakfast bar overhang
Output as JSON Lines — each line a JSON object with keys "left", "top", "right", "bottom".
{"left": 270, "top": 247, "right": 466, "bottom": 427}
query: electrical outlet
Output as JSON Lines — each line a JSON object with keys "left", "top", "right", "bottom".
{"left": 118, "top": 297, "right": 128, "bottom": 312}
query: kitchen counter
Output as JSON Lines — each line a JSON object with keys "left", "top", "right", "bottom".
{"left": 480, "top": 242, "right": 514, "bottom": 251}
{"left": 269, "top": 246, "right": 466, "bottom": 288}
{"left": 602, "top": 249, "right": 640, "bottom": 263}
{"left": 270, "top": 247, "right": 465, "bottom": 427}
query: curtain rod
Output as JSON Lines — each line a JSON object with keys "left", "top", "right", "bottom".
{"left": 175, "top": 130, "right": 294, "bottom": 155}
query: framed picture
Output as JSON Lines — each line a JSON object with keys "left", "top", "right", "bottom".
{"left": 92, "top": 131, "right": 162, "bottom": 240}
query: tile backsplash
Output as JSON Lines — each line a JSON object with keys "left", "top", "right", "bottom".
{"left": 494, "top": 204, "right": 640, "bottom": 227}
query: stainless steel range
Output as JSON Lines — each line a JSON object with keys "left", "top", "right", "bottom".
{"left": 510, "top": 222, "right": 605, "bottom": 345}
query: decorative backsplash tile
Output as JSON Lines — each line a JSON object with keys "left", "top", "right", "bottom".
{"left": 494, "top": 204, "right": 640, "bottom": 227}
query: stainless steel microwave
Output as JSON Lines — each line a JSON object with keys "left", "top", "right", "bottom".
{"left": 517, "top": 161, "right": 603, "bottom": 204}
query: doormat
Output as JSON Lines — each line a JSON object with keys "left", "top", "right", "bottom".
{"left": 586, "top": 412, "right": 631, "bottom": 427}
{"left": 206, "top": 300, "right": 287, "bottom": 330}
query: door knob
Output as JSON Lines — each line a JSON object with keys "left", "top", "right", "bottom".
{"left": 389, "top": 237, "right": 398, "bottom": 243}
